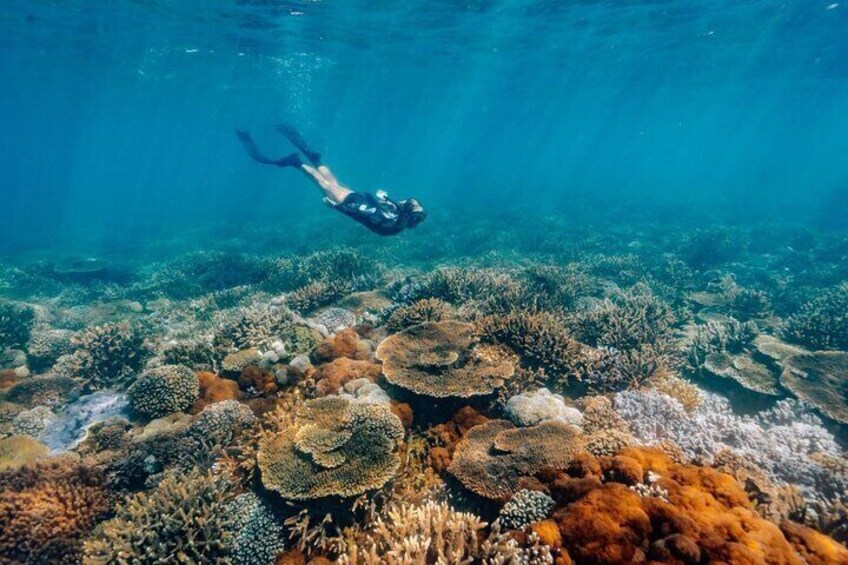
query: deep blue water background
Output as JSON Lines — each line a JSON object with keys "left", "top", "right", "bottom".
{"left": 1, "top": 1, "right": 847, "bottom": 256}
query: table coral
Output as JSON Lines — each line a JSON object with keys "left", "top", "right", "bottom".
{"left": 448, "top": 419, "right": 585, "bottom": 500}
{"left": 127, "top": 364, "right": 199, "bottom": 420}
{"left": 257, "top": 395, "right": 404, "bottom": 500}
{"left": 376, "top": 321, "right": 514, "bottom": 398}
{"left": 780, "top": 351, "right": 848, "bottom": 424}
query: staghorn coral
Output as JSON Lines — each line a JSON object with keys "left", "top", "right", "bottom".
{"left": 288, "top": 281, "right": 345, "bottom": 314}
{"left": 780, "top": 351, "right": 848, "bottom": 424}
{"left": 376, "top": 321, "right": 514, "bottom": 398}
{"left": 1, "top": 458, "right": 114, "bottom": 564}
{"left": 83, "top": 470, "right": 236, "bottom": 564}
{"left": 127, "top": 364, "right": 199, "bottom": 420}
{"left": 478, "top": 310, "right": 582, "bottom": 377}
{"left": 215, "top": 304, "right": 293, "bottom": 351}
{"left": 448, "top": 419, "right": 584, "bottom": 500}
{"left": 784, "top": 283, "right": 848, "bottom": 350}
{"left": 0, "top": 301, "right": 35, "bottom": 349}
{"left": 4, "top": 373, "right": 81, "bottom": 408}
{"left": 61, "top": 322, "right": 149, "bottom": 390}
{"left": 498, "top": 489, "right": 556, "bottom": 531}
{"left": 257, "top": 395, "right": 404, "bottom": 500}
{"left": 385, "top": 298, "right": 454, "bottom": 332}
{"left": 504, "top": 388, "right": 583, "bottom": 428}
{"left": 518, "top": 264, "right": 593, "bottom": 311}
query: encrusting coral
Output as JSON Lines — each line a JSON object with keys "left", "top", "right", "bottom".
{"left": 83, "top": 470, "right": 236, "bottom": 564}
{"left": 257, "top": 395, "right": 404, "bottom": 500}
{"left": 0, "top": 458, "right": 114, "bottom": 565}
{"left": 448, "top": 418, "right": 585, "bottom": 500}
{"left": 376, "top": 321, "right": 514, "bottom": 398}
{"left": 127, "top": 364, "right": 199, "bottom": 420}
{"left": 0, "top": 435, "right": 49, "bottom": 470}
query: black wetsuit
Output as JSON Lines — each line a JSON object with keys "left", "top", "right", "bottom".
{"left": 330, "top": 192, "right": 406, "bottom": 236}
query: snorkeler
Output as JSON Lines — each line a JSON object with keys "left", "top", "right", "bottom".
{"left": 236, "top": 125, "right": 426, "bottom": 236}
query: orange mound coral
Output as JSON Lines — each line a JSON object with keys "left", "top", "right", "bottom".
{"left": 449, "top": 419, "right": 584, "bottom": 500}
{"left": 427, "top": 406, "right": 489, "bottom": 454}
{"left": 239, "top": 365, "right": 278, "bottom": 395}
{"left": 191, "top": 371, "right": 240, "bottom": 413}
{"left": 376, "top": 321, "right": 514, "bottom": 398}
{"left": 0, "top": 458, "right": 114, "bottom": 564}
{"left": 313, "top": 357, "right": 382, "bottom": 395}
{"left": 311, "top": 328, "right": 359, "bottom": 364}
{"left": 543, "top": 447, "right": 848, "bottom": 565}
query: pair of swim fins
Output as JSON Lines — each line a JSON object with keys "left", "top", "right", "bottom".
{"left": 235, "top": 124, "right": 321, "bottom": 168}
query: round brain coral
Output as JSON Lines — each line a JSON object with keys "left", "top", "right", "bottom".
{"left": 127, "top": 364, "right": 199, "bottom": 420}
{"left": 448, "top": 419, "right": 585, "bottom": 500}
{"left": 257, "top": 395, "right": 404, "bottom": 500}
{"left": 376, "top": 321, "right": 514, "bottom": 398}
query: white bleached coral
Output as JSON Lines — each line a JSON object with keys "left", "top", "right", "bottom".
{"left": 504, "top": 388, "right": 583, "bottom": 428}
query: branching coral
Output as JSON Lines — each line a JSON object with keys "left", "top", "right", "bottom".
{"left": 448, "top": 419, "right": 584, "bottom": 500}
{"left": 784, "top": 283, "right": 848, "bottom": 350}
{"left": 26, "top": 326, "right": 74, "bottom": 371}
{"left": 478, "top": 310, "right": 582, "bottom": 377}
{"left": 60, "top": 322, "right": 149, "bottom": 390}
{"left": 498, "top": 489, "right": 556, "bottom": 531}
{"left": 83, "top": 470, "right": 236, "bottom": 564}
{"left": 257, "top": 396, "right": 404, "bottom": 500}
{"left": 288, "top": 281, "right": 346, "bottom": 314}
{"left": 376, "top": 321, "right": 514, "bottom": 398}
{"left": 127, "top": 364, "right": 199, "bottom": 420}
{"left": 215, "top": 304, "right": 293, "bottom": 351}
{"left": 0, "top": 458, "right": 114, "bottom": 564}
{"left": 385, "top": 298, "right": 454, "bottom": 333}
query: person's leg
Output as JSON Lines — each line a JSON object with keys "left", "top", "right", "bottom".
{"left": 301, "top": 164, "right": 352, "bottom": 204}
{"left": 276, "top": 124, "right": 322, "bottom": 166}
{"left": 236, "top": 130, "right": 303, "bottom": 168}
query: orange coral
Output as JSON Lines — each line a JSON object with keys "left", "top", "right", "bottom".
{"left": 531, "top": 519, "right": 563, "bottom": 549}
{"left": 311, "top": 328, "right": 359, "bottom": 364}
{"left": 313, "top": 357, "right": 381, "bottom": 395}
{"left": 390, "top": 400, "right": 414, "bottom": 429}
{"left": 276, "top": 549, "right": 306, "bottom": 565}
{"left": 238, "top": 366, "right": 278, "bottom": 395}
{"left": 191, "top": 371, "right": 240, "bottom": 413}
{"left": 544, "top": 447, "right": 838, "bottom": 565}
{"left": 0, "top": 458, "right": 114, "bottom": 564}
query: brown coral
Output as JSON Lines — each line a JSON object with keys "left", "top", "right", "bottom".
{"left": 385, "top": 298, "right": 454, "bottom": 332}
{"left": 191, "top": 371, "right": 240, "bottom": 413}
{"left": 311, "top": 328, "right": 359, "bottom": 364}
{"left": 313, "top": 358, "right": 382, "bottom": 395}
{"left": 448, "top": 419, "right": 584, "bottom": 500}
{"left": 257, "top": 396, "right": 404, "bottom": 500}
{"left": 376, "top": 321, "right": 514, "bottom": 398}
{"left": 239, "top": 365, "right": 279, "bottom": 395}
{"left": 0, "top": 458, "right": 114, "bottom": 564}
{"left": 780, "top": 351, "right": 848, "bottom": 424}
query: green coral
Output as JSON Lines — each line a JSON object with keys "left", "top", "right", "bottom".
{"left": 127, "top": 365, "right": 199, "bottom": 420}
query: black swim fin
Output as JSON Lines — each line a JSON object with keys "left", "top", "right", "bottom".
{"left": 275, "top": 124, "right": 322, "bottom": 166}
{"left": 236, "top": 129, "right": 303, "bottom": 168}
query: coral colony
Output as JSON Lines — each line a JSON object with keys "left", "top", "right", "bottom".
{"left": 0, "top": 231, "right": 847, "bottom": 565}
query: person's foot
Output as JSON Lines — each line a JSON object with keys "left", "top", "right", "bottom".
{"left": 276, "top": 124, "right": 321, "bottom": 165}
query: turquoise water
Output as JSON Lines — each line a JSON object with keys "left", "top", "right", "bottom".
{"left": 1, "top": 1, "right": 847, "bottom": 254}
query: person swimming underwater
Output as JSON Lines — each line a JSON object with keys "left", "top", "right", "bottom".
{"left": 236, "top": 125, "right": 426, "bottom": 236}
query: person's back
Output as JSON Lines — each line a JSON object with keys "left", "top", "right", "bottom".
{"left": 236, "top": 125, "right": 426, "bottom": 236}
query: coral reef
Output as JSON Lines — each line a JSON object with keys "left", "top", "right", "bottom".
{"left": 385, "top": 298, "right": 454, "bottom": 332}
{"left": 780, "top": 351, "right": 848, "bottom": 424}
{"left": 83, "top": 470, "right": 236, "bottom": 563}
{"left": 127, "top": 364, "right": 199, "bottom": 420}
{"left": 376, "top": 321, "right": 514, "bottom": 398}
{"left": 0, "top": 435, "right": 49, "bottom": 469}
{"left": 448, "top": 419, "right": 584, "bottom": 500}
{"left": 0, "top": 301, "right": 35, "bottom": 349}
{"left": 192, "top": 370, "right": 241, "bottom": 413}
{"left": 257, "top": 395, "right": 404, "bottom": 499}
{"left": 4, "top": 373, "right": 81, "bottom": 408}
{"left": 227, "top": 491, "right": 288, "bottom": 565}
{"left": 215, "top": 304, "right": 293, "bottom": 351}
{"left": 314, "top": 358, "right": 382, "bottom": 395}
{"left": 310, "top": 307, "right": 357, "bottom": 333}
{"left": 0, "top": 458, "right": 114, "bottom": 564}
{"left": 26, "top": 326, "right": 74, "bottom": 371}
{"left": 59, "top": 322, "right": 149, "bottom": 390}
{"left": 784, "top": 283, "right": 848, "bottom": 350}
